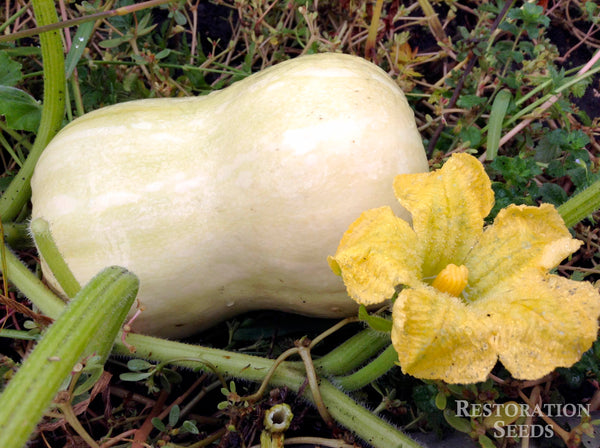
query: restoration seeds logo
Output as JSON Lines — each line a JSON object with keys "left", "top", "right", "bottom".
{"left": 455, "top": 400, "right": 591, "bottom": 438}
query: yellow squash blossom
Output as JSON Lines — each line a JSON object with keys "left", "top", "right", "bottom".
{"left": 329, "top": 153, "right": 600, "bottom": 384}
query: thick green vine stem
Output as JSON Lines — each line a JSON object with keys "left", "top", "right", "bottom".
{"left": 0, "top": 266, "right": 139, "bottom": 448}
{"left": 313, "top": 328, "right": 390, "bottom": 376}
{"left": 0, "top": 246, "right": 65, "bottom": 319}
{"left": 558, "top": 179, "right": 600, "bottom": 228}
{"left": 333, "top": 344, "right": 398, "bottom": 392}
{"left": 1, "top": 222, "right": 31, "bottom": 249}
{"left": 113, "top": 334, "right": 423, "bottom": 448}
{"left": 30, "top": 218, "right": 81, "bottom": 297}
{"left": 0, "top": 0, "right": 65, "bottom": 222}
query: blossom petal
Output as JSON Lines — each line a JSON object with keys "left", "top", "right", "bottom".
{"left": 482, "top": 273, "right": 600, "bottom": 380}
{"left": 466, "top": 204, "right": 581, "bottom": 300}
{"left": 330, "top": 206, "right": 421, "bottom": 305}
{"left": 391, "top": 286, "right": 497, "bottom": 383}
{"left": 393, "top": 153, "right": 494, "bottom": 278}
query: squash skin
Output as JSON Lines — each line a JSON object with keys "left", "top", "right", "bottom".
{"left": 30, "top": 53, "right": 428, "bottom": 337}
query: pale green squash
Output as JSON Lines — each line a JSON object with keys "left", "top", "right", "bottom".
{"left": 31, "top": 53, "right": 428, "bottom": 337}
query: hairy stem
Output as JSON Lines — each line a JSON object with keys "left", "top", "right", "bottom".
{"left": 30, "top": 218, "right": 81, "bottom": 297}
{"left": 313, "top": 328, "right": 390, "bottom": 375}
{"left": 113, "top": 334, "right": 423, "bottom": 448}
{"left": 0, "top": 0, "right": 65, "bottom": 222}
{"left": 0, "top": 246, "right": 65, "bottom": 319}
{"left": 558, "top": 179, "right": 600, "bottom": 227}
{"left": 333, "top": 344, "right": 399, "bottom": 392}
{"left": 0, "top": 267, "right": 139, "bottom": 448}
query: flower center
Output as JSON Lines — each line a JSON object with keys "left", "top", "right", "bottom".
{"left": 431, "top": 264, "right": 469, "bottom": 297}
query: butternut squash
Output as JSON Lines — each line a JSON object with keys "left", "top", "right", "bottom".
{"left": 30, "top": 53, "right": 428, "bottom": 337}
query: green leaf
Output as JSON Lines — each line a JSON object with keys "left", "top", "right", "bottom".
{"left": 173, "top": 10, "right": 187, "bottom": 26}
{"left": 181, "top": 420, "right": 200, "bottom": 434}
{"left": 65, "top": 22, "right": 94, "bottom": 79}
{"left": 509, "top": 50, "right": 524, "bottom": 64}
{"left": 498, "top": 21, "right": 519, "bottom": 36}
{"left": 155, "top": 49, "right": 171, "bottom": 60}
{"left": 99, "top": 35, "right": 132, "bottom": 49}
{"left": 539, "top": 183, "right": 567, "bottom": 206}
{"left": 486, "top": 89, "right": 512, "bottom": 160}
{"left": 456, "top": 94, "right": 486, "bottom": 109}
{"left": 0, "top": 52, "right": 23, "bottom": 87}
{"left": 478, "top": 434, "right": 497, "bottom": 448}
{"left": 152, "top": 417, "right": 166, "bottom": 432}
{"left": 585, "top": 1, "right": 599, "bottom": 22}
{"left": 445, "top": 383, "right": 466, "bottom": 396}
{"left": 570, "top": 76, "right": 592, "bottom": 98}
{"left": 489, "top": 156, "right": 543, "bottom": 185}
{"left": 217, "top": 400, "right": 230, "bottom": 410}
{"left": 535, "top": 129, "right": 565, "bottom": 163}
{"left": 567, "top": 130, "right": 590, "bottom": 150}
{"left": 566, "top": 166, "right": 589, "bottom": 189}
{"left": 358, "top": 305, "right": 393, "bottom": 333}
{"left": 131, "top": 54, "right": 148, "bottom": 65}
{"left": 0, "top": 86, "right": 42, "bottom": 132}
{"left": 535, "top": 129, "right": 590, "bottom": 164}
{"left": 168, "top": 404, "right": 180, "bottom": 427}
{"left": 161, "top": 368, "right": 182, "bottom": 385}
{"left": 459, "top": 126, "right": 481, "bottom": 148}
{"left": 508, "top": 3, "right": 549, "bottom": 39}
{"left": 435, "top": 392, "right": 447, "bottom": 410}
{"left": 126, "top": 359, "right": 153, "bottom": 371}
{"left": 135, "top": 13, "right": 157, "bottom": 37}
{"left": 119, "top": 371, "right": 153, "bottom": 382}
{"left": 443, "top": 409, "right": 472, "bottom": 433}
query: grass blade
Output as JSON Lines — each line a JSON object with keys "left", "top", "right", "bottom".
{"left": 486, "top": 89, "right": 512, "bottom": 160}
